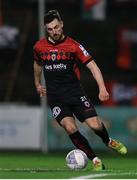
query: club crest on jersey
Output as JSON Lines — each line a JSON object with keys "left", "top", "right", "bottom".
{"left": 51, "top": 53, "right": 56, "bottom": 61}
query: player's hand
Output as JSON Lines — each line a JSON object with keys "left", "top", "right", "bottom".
{"left": 99, "top": 89, "right": 109, "bottom": 101}
{"left": 36, "top": 84, "right": 46, "bottom": 97}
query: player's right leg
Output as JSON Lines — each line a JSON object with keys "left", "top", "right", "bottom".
{"left": 69, "top": 96, "right": 106, "bottom": 170}
{"left": 60, "top": 117, "right": 105, "bottom": 171}
{"left": 50, "top": 102, "right": 105, "bottom": 171}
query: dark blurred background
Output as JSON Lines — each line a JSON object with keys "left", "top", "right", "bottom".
{"left": 0, "top": 0, "right": 137, "bottom": 106}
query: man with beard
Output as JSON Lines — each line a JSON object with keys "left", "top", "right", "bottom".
{"left": 33, "top": 10, "right": 127, "bottom": 171}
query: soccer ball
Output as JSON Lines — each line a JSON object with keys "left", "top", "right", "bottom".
{"left": 66, "top": 149, "right": 88, "bottom": 170}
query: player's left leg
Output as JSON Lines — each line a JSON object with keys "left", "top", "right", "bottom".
{"left": 108, "top": 138, "right": 127, "bottom": 154}
{"left": 85, "top": 116, "right": 127, "bottom": 155}
{"left": 85, "top": 116, "right": 110, "bottom": 144}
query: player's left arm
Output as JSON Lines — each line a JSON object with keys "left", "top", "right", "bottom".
{"left": 86, "top": 60, "right": 109, "bottom": 101}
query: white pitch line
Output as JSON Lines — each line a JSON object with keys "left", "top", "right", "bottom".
{"left": 71, "top": 172, "right": 137, "bottom": 179}
{"left": 70, "top": 173, "right": 108, "bottom": 179}
{"left": 0, "top": 167, "right": 68, "bottom": 172}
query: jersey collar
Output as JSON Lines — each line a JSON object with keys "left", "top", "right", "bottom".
{"left": 47, "top": 35, "right": 67, "bottom": 45}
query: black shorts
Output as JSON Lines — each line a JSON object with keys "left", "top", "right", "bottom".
{"left": 48, "top": 95, "right": 97, "bottom": 125}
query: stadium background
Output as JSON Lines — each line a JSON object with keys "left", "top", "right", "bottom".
{"left": 0, "top": 1, "right": 137, "bottom": 178}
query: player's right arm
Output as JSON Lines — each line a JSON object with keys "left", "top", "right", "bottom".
{"left": 33, "top": 61, "right": 46, "bottom": 97}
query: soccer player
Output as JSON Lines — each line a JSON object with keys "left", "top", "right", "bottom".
{"left": 33, "top": 10, "right": 127, "bottom": 171}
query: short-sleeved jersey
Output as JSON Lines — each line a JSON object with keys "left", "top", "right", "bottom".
{"left": 33, "top": 36, "right": 93, "bottom": 101}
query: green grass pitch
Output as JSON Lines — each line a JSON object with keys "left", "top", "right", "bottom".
{"left": 0, "top": 151, "right": 137, "bottom": 179}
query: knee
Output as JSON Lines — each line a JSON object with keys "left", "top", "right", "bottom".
{"left": 60, "top": 118, "right": 77, "bottom": 134}
{"left": 92, "top": 120, "right": 102, "bottom": 130}
{"left": 62, "top": 123, "right": 77, "bottom": 134}
{"left": 85, "top": 116, "right": 102, "bottom": 130}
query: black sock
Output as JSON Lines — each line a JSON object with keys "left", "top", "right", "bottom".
{"left": 69, "top": 131, "right": 96, "bottom": 160}
{"left": 93, "top": 122, "right": 110, "bottom": 145}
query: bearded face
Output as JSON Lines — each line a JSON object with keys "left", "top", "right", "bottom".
{"left": 46, "top": 18, "right": 64, "bottom": 42}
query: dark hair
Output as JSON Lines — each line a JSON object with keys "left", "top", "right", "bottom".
{"left": 44, "top": 10, "right": 62, "bottom": 25}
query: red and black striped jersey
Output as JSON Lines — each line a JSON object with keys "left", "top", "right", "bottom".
{"left": 33, "top": 36, "right": 93, "bottom": 99}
